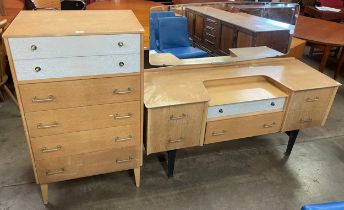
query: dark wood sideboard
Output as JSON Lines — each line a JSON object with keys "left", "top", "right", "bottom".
{"left": 185, "top": 6, "right": 291, "bottom": 56}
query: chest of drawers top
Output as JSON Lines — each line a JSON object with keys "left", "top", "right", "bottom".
{"left": 3, "top": 10, "right": 144, "bottom": 38}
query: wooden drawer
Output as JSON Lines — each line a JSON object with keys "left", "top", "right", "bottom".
{"left": 25, "top": 101, "right": 140, "bottom": 138}
{"left": 13, "top": 53, "right": 140, "bottom": 81}
{"left": 8, "top": 34, "right": 140, "bottom": 60}
{"left": 208, "top": 97, "right": 286, "bottom": 119}
{"left": 288, "top": 88, "right": 334, "bottom": 111}
{"left": 205, "top": 111, "right": 284, "bottom": 144}
{"left": 283, "top": 108, "right": 328, "bottom": 131}
{"left": 204, "top": 17, "right": 219, "bottom": 28}
{"left": 36, "top": 146, "right": 140, "bottom": 184}
{"left": 31, "top": 124, "right": 140, "bottom": 160}
{"left": 146, "top": 103, "right": 206, "bottom": 154}
{"left": 19, "top": 75, "right": 140, "bottom": 112}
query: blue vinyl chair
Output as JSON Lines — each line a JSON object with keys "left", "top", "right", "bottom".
{"left": 149, "top": 11, "right": 176, "bottom": 51}
{"left": 301, "top": 201, "right": 344, "bottom": 210}
{"left": 158, "top": 17, "right": 208, "bottom": 59}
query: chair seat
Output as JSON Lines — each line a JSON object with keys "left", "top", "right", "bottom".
{"left": 302, "top": 201, "right": 344, "bottom": 210}
{"left": 161, "top": 47, "right": 208, "bottom": 59}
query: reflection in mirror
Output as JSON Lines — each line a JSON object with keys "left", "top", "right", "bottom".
{"left": 148, "top": 1, "right": 299, "bottom": 67}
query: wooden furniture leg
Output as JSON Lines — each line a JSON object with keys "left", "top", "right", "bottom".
{"left": 40, "top": 184, "right": 48, "bottom": 205}
{"left": 335, "top": 47, "right": 344, "bottom": 80}
{"left": 319, "top": 45, "right": 331, "bottom": 73}
{"left": 285, "top": 130, "right": 300, "bottom": 155}
{"left": 133, "top": 167, "right": 140, "bottom": 187}
{"left": 167, "top": 150, "right": 177, "bottom": 178}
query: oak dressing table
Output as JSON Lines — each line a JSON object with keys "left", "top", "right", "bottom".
{"left": 144, "top": 57, "right": 340, "bottom": 177}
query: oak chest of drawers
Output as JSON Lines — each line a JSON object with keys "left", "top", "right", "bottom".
{"left": 3, "top": 10, "right": 144, "bottom": 204}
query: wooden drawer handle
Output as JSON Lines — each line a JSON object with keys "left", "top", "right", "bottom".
{"left": 263, "top": 122, "right": 276, "bottom": 128}
{"left": 305, "top": 97, "right": 319, "bottom": 102}
{"left": 170, "top": 113, "right": 186, "bottom": 120}
{"left": 113, "top": 88, "right": 132, "bottom": 95}
{"left": 32, "top": 95, "right": 56, "bottom": 103}
{"left": 116, "top": 156, "right": 133, "bottom": 164}
{"left": 41, "top": 145, "right": 62, "bottom": 153}
{"left": 169, "top": 137, "right": 184, "bottom": 143}
{"left": 109, "top": 113, "right": 132, "bottom": 120}
{"left": 115, "top": 135, "right": 133, "bottom": 142}
{"left": 37, "top": 121, "right": 59, "bottom": 129}
{"left": 46, "top": 168, "right": 64, "bottom": 176}
{"left": 212, "top": 130, "right": 226, "bottom": 136}
{"left": 300, "top": 118, "right": 312, "bottom": 123}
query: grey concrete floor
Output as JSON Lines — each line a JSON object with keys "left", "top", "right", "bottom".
{"left": 1, "top": 50, "right": 344, "bottom": 210}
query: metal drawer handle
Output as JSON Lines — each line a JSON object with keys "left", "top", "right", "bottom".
{"left": 31, "top": 44, "right": 37, "bottom": 51}
{"left": 37, "top": 121, "right": 59, "bottom": 129}
{"left": 305, "top": 97, "right": 319, "bottom": 102}
{"left": 169, "top": 137, "right": 184, "bottom": 143}
{"left": 263, "top": 122, "right": 276, "bottom": 128}
{"left": 32, "top": 95, "right": 55, "bottom": 103}
{"left": 212, "top": 130, "right": 226, "bottom": 136}
{"left": 109, "top": 113, "right": 132, "bottom": 120}
{"left": 206, "top": 26, "right": 215, "bottom": 31}
{"left": 206, "top": 18, "right": 217, "bottom": 24}
{"left": 34, "top": 67, "right": 41, "bottom": 72}
{"left": 41, "top": 145, "right": 62, "bottom": 153}
{"left": 46, "top": 168, "right": 64, "bottom": 176}
{"left": 118, "top": 41, "right": 124, "bottom": 47}
{"left": 115, "top": 135, "right": 133, "bottom": 142}
{"left": 205, "top": 39, "right": 215, "bottom": 45}
{"left": 300, "top": 118, "right": 313, "bottom": 123}
{"left": 116, "top": 156, "right": 133, "bottom": 164}
{"left": 113, "top": 88, "right": 132, "bottom": 95}
{"left": 119, "top": 62, "right": 125, "bottom": 67}
{"left": 205, "top": 32, "right": 215, "bottom": 38}
{"left": 170, "top": 113, "right": 186, "bottom": 120}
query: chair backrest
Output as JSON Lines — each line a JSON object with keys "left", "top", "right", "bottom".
{"left": 158, "top": 16, "right": 191, "bottom": 50}
{"left": 149, "top": 11, "right": 175, "bottom": 50}
{"left": 34, "top": 0, "right": 61, "bottom": 10}
{"left": 318, "top": 0, "right": 344, "bottom": 8}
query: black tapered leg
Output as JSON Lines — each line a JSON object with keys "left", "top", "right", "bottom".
{"left": 167, "top": 150, "right": 177, "bottom": 178}
{"left": 285, "top": 130, "right": 300, "bottom": 155}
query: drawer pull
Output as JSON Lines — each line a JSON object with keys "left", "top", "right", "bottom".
{"left": 109, "top": 113, "right": 132, "bottom": 120}
{"left": 118, "top": 42, "right": 124, "bottom": 47}
{"left": 32, "top": 95, "right": 55, "bottom": 103}
{"left": 37, "top": 121, "right": 59, "bottom": 129}
{"left": 34, "top": 67, "right": 42, "bottom": 72}
{"left": 113, "top": 88, "right": 132, "bottom": 95}
{"left": 300, "top": 118, "right": 312, "bottom": 123}
{"left": 263, "top": 122, "right": 276, "bottom": 128}
{"left": 31, "top": 45, "right": 37, "bottom": 51}
{"left": 169, "top": 137, "right": 184, "bottom": 143}
{"left": 206, "top": 26, "right": 215, "bottom": 31}
{"left": 170, "top": 113, "right": 187, "bottom": 120}
{"left": 119, "top": 62, "right": 125, "bottom": 67}
{"left": 206, "top": 32, "right": 216, "bottom": 38}
{"left": 46, "top": 168, "right": 64, "bottom": 176}
{"left": 205, "top": 39, "right": 215, "bottom": 45}
{"left": 41, "top": 145, "right": 62, "bottom": 153}
{"left": 305, "top": 97, "right": 319, "bottom": 102}
{"left": 206, "top": 18, "right": 217, "bottom": 24}
{"left": 116, "top": 156, "right": 133, "bottom": 164}
{"left": 115, "top": 135, "right": 133, "bottom": 142}
{"left": 212, "top": 130, "right": 226, "bottom": 136}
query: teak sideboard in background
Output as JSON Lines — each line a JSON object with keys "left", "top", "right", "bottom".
{"left": 3, "top": 10, "right": 144, "bottom": 204}
{"left": 144, "top": 58, "right": 341, "bottom": 177}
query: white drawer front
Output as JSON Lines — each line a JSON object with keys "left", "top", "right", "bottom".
{"left": 9, "top": 34, "right": 140, "bottom": 60}
{"left": 14, "top": 54, "right": 140, "bottom": 81}
{"left": 208, "top": 98, "right": 286, "bottom": 119}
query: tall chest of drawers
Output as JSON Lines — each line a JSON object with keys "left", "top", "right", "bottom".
{"left": 3, "top": 10, "right": 144, "bottom": 204}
